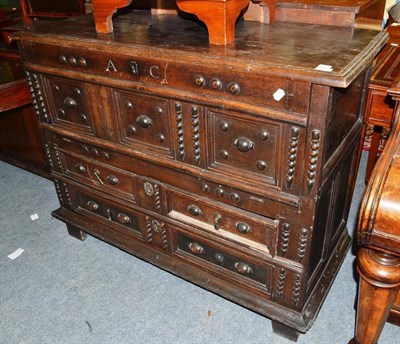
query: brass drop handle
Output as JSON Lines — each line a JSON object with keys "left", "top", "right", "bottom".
{"left": 86, "top": 200, "right": 99, "bottom": 212}
{"left": 234, "top": 137, "right": 254, "bottom": 152}
{"left": 234, "top": 262, "right": 253, "bottom": 275}
{"left": 75, "top": 163, "right": 86, "bottom": 173}
{"left": 117, "top": 213, "right": 131, "bottom": 224}
{"left": 214, "top": 213, "right": 223, "bottom": 230}
{"left": 188, "top": 205, "right": 202, "bottom": 216}
{"left": 106, "top": 209, "right": 112, "bottom": 221}
{"left": 93, "top": 168, "right": 104, "bottom": 185}
{"left": 64, "top": 97, "right": 77, "bottom": 109}
{"left": 236, "top": 222, "right": 252, "bottom": 234}
{"left": 188, "top": 242, "right": 205, "bottom": 255}
{"left": 137, "top": 115, "right": 153, "bottom": 128}
{"left": 107, "top": 175, "right": 119, "bottom": 185}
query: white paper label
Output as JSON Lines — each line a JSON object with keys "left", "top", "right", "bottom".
{"left": 315, "top": 64, "right": 334, "bottom": 72}
{"left": 391, "top": 43, "right": 399, "bottom": 47}
{"left": 273, "top": 88, "right": 286, "bottom": 102}
{"left": 30, "top": 213, "right": 39, "bottom": 221}
{"left": 8, "top": 248, "right": 25, "bottom": 260}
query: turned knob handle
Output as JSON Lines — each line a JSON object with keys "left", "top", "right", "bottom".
{"left": 75, "top": 163, "right": 86, "bottom": 173}
{"left": 234, "top": 137, "right": 254, "bottom": 152}
{"left": 188, "top": 205, "right": 202, "bottom": 216}
{"left": 117, "top": 213, "right": 131, "bottom": 224}
{"left": 188, "top": 242, "right": 205, "bottom": 255}
{"left": 64, "top": 97, "right": 77, "bottom": 109}
{"left": 86, "top": 200, "right": 99, "bottom": 212}
{"left": 236, "top": 222, "right": 252, "bottom": 234}
{"left": 234, "top": 262, "right": 253, "bottom": 275}
{"left": 107, "top": 175, "right": 119, "bottom": 185}
{"left": 137, "top": 115, "right": 153, "bottom": 128}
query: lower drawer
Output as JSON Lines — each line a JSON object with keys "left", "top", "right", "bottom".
{"left": 167, "top": 188, "right": 277, "bottom": 254}
{"left": 174, "top": 230, "right": 273, "bottom": 295}
{"left": 71, "top": 188, "right": 142, "bottom": 236}
{"left": 69, "top": 186, "right": 170, "bottom": 251}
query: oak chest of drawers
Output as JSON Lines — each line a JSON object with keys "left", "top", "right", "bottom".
{"left": 16, "top": 11, "right": 387, "bottom": 340}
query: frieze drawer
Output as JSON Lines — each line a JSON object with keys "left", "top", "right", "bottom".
{"left": 60, "top": 151, "right": 137, "bottom": 202}
{"left": 175, "top": 231, "right": 273, "bottom": 294}
{"left": 167, "top": 189, "right": 278, "bottom": 255}
{"left": 29, "top": 42, "right": 310, "bottom": 115}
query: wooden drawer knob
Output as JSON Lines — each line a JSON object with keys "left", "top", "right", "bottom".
{"left": 234, "top": 262, "right": 253, "bottom": 275}
{"left": 234, "top": 137, "right": 254, "bottom": 152}
{"left": 188, "top": 242, "right": 205, "bottom": 255}
{"left": 188, "top": 205, "right": 202, "bottom": 216}
{"left": 117, "top": 213, "right": 131, "bottom": 224}
{"left": 75, "top": 163, "right": 86, "bottom": 173}
{"left": 137, "top": 115, "right": 153, "bottom": 128}
{"left": 63, "top": 97, "right": 77, "bottom": 109}
{"left": 86, "top": 200, "right": 99, "bottom": 212}
{"left": 236, "top": 222, "right": 251, "bottom": 234}
{"left": 107, "top": 175, "right": 119, "bottom": 185}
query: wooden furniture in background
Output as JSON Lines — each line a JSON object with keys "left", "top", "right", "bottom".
{"left": 275, "top": 0, "right": 386, "bottom": 29}
{"left": 89, "top": 1, "right": 386, "bottom": 44}
{"left": 91, "top": 0, "right": 132, "bottom": 33}
{"left": 0, "top": 50, "right": 50, "bottom": 178}
{"left": 20, "top": 0, "right": 86, "bottom": 24}
{"left": 175, "top": 0, "right": 254, "bottom": 45}
{"left": 362, "top": 23, "right": 400, "bottom": 181}
{"left": 351, "top": 81, "right": 400, "bottom": 344}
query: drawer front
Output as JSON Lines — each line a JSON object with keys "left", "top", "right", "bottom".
{"left": 71, "top": 187, "right": 170, "bottom": 251}
{"left": 72, "top": 189, "right": 142, "bottom": 235}
{"left": 43, "top": 76, "right": 95, "bottom": 134}
{"left": 61, "top": 152, "right": 137, "bottom": 201}
{"left": 207, "top": 109, "right": 280, "bottom": 185}
{"left": 167, "top": 189, "right": 277, "bottom": 254}
{"left": 114, "top": 90, "right": 173, "bottom": 157}
{"left": 176, "top": 231, "right": 272, "bottom": 293}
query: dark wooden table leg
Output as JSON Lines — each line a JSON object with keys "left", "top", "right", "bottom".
{"left": 351, "top": 248, "right": 400, "bottom": 344}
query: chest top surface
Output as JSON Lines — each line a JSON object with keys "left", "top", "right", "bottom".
{"left": 17, "top": 11, "right": 386, "bottom": 87}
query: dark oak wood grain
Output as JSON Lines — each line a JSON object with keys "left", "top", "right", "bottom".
{"left": 15, "top": 10, "right": 386, "bottom": 341}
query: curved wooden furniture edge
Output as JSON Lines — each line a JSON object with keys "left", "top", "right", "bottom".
{"left": 357, "top": 79, "right": 400, "bottom": 253}
{"left": 91, "top": 0, "right": 132, "bottom": 33}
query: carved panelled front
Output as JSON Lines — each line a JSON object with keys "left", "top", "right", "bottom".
{"left": 18, "top": 12, "right": 380, "bottom": 337}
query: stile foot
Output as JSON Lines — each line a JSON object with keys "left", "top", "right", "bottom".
{"left": 67, "top": 224, "right": 87, "bottom": 241}
{"left": 271, "top": 320, "right": 300, "bottom": 342}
